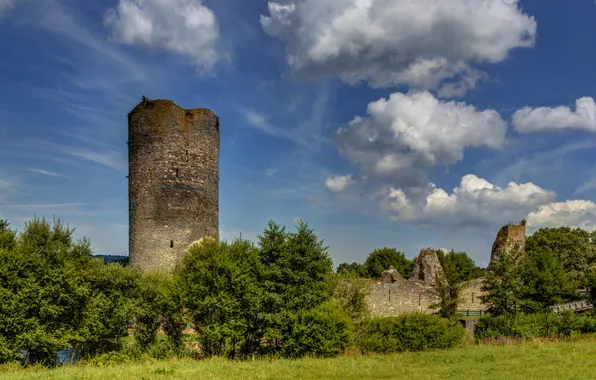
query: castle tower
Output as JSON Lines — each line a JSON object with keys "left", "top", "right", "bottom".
{"left": 128, "top": 98, "right": 219, "bottom": 272}
{"left": 488, "top": 222, "right": 526, "bottom": 267}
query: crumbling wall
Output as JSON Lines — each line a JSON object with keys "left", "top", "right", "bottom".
{"left": 458, "top": 278, "right": 488, "bottom": 311}
{"left": 489, "top": 223, "right": 526, "bottom": 266}
{"left": 380, "top": 266, "right": 403, "bottom": 283}
{"left": 409, "top": 248, "right": 445, "bottom": 286}
{"left": 366, "top": 279, "right": 441, "bottom": 317}
{"left": 128, "top": 98, "right": 219, "bottom": 272}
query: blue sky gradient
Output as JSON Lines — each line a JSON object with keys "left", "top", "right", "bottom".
{"left": 1, "top": 0, "right": 596, "bottom": 267}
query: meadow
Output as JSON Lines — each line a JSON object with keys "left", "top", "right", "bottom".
{"left": 2, "top": 335, "right": 596, "bottom": 380}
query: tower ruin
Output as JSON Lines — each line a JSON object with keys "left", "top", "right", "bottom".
{"left": 128, "top": 98, "right": 219, "bottom": 272}
{"left": 488, "top": 222, "right": 526, "bottom": 267}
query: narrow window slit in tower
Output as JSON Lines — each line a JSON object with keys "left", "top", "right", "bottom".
{"left": 186, "top": 150, "right": 189, "bottom": 162}
{"left": 175, "top": 168, "right": 179, "bottom": 178}
{"left": 170, "top": 240, "right": 174, "bottom": 248}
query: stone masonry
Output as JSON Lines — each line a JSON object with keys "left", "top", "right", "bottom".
{"left": 128, "top": 98, "right": 219, "bottom": 272}
{"left": 489, "top": 222, "right": 526, "bottom": 267}
{"left": 410, "top": 248, "right": 445, "bottom": 286}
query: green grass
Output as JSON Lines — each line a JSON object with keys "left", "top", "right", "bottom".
{"left": 2, "top": 336, "right": 596, "bottom": 380}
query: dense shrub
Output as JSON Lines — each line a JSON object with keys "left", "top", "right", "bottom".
{"left": 281, "top": 300, "right": 353, "bottom": 358}
{"left": 328, "top": 272, "right": 371, "bottom": 323}
{"left": 179, "top": 237, "right": 262, "bottom": 358}
{"left": 355, "top": 314, "right": 466, "bottom": 354}
{"left": 475, "top": 312, "right": 596, "bottom": 340}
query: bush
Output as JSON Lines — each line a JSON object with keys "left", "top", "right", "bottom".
{"left": 355, "top": 314, "right": 466, "bottom": 354}
{"left": 475, "top": 312, "right": 596, "bottom": 340}
{"left": 281, "top": 300, "right": 353, "bottom": 358}
{"left": 328, "top": 272, "right": 371, "bottom": 322}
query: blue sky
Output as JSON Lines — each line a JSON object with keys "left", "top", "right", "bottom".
{"left": 1, "top": 0, "right": 596, "bottom": 268}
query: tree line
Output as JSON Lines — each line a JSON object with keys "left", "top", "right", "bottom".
{"left": 336, "top": 246, "right": 485, "bottom": 283}
{"left": 3, "top": 216, "right": 596, "bottom": 367}
{"left": 0, "top": 217, "right": 468, "bottom": 367}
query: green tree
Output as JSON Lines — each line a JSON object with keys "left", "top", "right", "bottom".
{"left": 437, "top": 250, "right": 485, "bottom": 284}
{"left": 433, "top": 250, "right": 466, "bottom": 318}
{"left": 482, "top": 247, "right": 524, "bottom": 316}
{"left": 179, "top": 237, "right": 261, "bottom": 358}
{"left": 0, "top": 217, "right": 94, "bottom": 366}
{"left": 336, "top": 262, "right": 367, "bottom": 277}
{"left": 526, "top": 227, "right": 596, "bottom": 287}
{"left": 78, "top": 261, "right": 140, "bottom": 358}
{"left": 364, "top": 247, "right": 413, "bottom": 279}
{"left": 519, "top": 247, "right": 577, "bottom": 312}
{"left": 256, "top": 220, "right": 333, "bottom": 350}
{"left": 328, "top": 272, "right": 371, "bottom": 322}
{"left": 0, "top": 219, "right": 16, "bottom": 250}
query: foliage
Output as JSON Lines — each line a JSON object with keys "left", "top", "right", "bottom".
{"left": 475, "top": 311, "right": 596, "bottom": 340}
{"left": 482, "top": 247, "right": 524, "bottom": 316}
{"left": 355, "top": 314, "right": 466, "bottom": 354}
{"left": 0, "top": 219, "right": 16, "bottom": 250}
{"left": 437, "top": 250, "right": 485, "bottom": 284}
{"left": 433, "top": 250, "right": 483, "bottom": 318}
{"left": 363, "top": 247, "right": 413, "bottom": 279}
{"left": 256, "top": 220, "right": 333, "bottom": 349}
{"left": 328, "top": 272, "right": 371, "bottom": 322}
{"left": 526, "top": 227, "right": 596, "bottom": 288}
{"left": 179, "top": 237, "right": 261, "bottom": 358}
{"left": 78, "top": 262, "right": 140, "bottom": 358}
{"left": 0, "top": 217, "right": 94, "bottom": 366}
{"left": 281, "top": 300, "right": 353, "bottom": 358}
{"left": 336, "top": 262, "right": 367, "bottom": 277}
{"left": 586, "top": 268, "right": 596, "bottom": 306}
{"left": 518, "top": 246, "right": 577, "bottom": 312}
{"left": 431, "top": 279, "right": 461, "bottom": 319}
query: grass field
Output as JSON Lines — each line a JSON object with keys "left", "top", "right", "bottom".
{"left": 2, "top": 336, "right": 596, "bottom": 380}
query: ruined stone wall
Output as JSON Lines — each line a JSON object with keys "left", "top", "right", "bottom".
{"left": 410, "top": 248, "right": 445, "bottom": 286}
{"left": 458, "top": 278, "right": 488, "bottom": 311}
{"left": 489, "top": 223, "right": 526, "bottom": 266}
{"left": 128, "top": 98, "right": 219, "bottom": 272}
{"left": 367, "top": 277, "right": 488, "bottom": 317}
{"left": 366, "top": 279, "right": 441, "bottom": 317}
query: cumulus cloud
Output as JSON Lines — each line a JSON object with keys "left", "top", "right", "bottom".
{"left": 527, "top": 200, "right": 596, "bottom": 232}
{"left": 260, "top": 0, "right": 536, "bottom": 96}
{"left": 383, "top": 174, "right": 556, "bottom": 227}
{"left": 104, "top": 0, "right": 220, "bottom": 71}
{"left": 335, "top": 91, "right": 507, "bottom": 187}
{"left": 513, "top": 97, "right": 596, "bottom": 133}
{"left": 325, "top": 174, "right": 356, "bottom": 193}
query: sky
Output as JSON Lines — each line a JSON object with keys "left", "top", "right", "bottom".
{"left": 1, "top": 0, "right": 596, "bottom": 268}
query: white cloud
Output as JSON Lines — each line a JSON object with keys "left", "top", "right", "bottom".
{"left": 105, "top": 0, "right": 220, "bottom": 71}
{"left": 0, "top": 0, "right": 16, "bottom": 16}
{"left": 325, "top": 174, "right": 356, "bottom": 193}
{"left": 261, "top": 0, "right": 536, "bottom": 96}
{"left": 383, "top": 174, "right": 556, "bottom": 227}
{"left": 335, "top": 91, "right": 507, "bottom": 187}
{"left": 527, "top": 200, "right": 596, "bottom": 232}
{"left": 512, "top": 97, "right": 596, "bottom": 133}
{"left": 27, "top": 168, "right": 70, "bottom": 178}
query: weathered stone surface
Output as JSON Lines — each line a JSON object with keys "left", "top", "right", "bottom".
{"left": 409, "top": 248, "right": 445, "bottom": 286}
{"left": 489, "top": 223, "right": 526, "bottom": 267}
{"left": 128, "top": 98, "right": 219, "bottom": 273}
{"left": 366, "top": 279, "right": 441, "bottom": 316}
{"left": 458, "top": 278, "right": 488, "bottom": 311}
{"left": 380, "top": 266, "right": 403, "bottom": 283}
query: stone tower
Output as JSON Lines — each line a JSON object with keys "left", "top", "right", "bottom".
{"left": 488, "top": 222, "right": 526, "bottom": 267}
{"left": 410, "top": 248, "right": 445, "bottom": 286}
{"left": 128, "top": 98, "right": 219, "bottom": 272}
